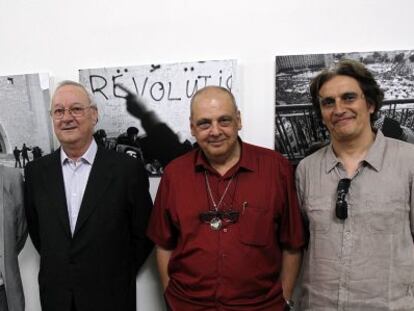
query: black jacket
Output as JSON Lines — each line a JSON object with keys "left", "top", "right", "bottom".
{"left": 24, "top": 147, "right": 153, "bottom": 311}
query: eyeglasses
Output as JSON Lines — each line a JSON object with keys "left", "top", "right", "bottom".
{"left": 50, "top": 106, "right": 95, "bottom": 119}
{"left": 199, "top": 210, "right": 240, "bottom": 224}
{"left": 336, "top": 178, "right": 351, "bottom": 220}
{"left": 194, "top": 116, "right": 235, "bottom": 130}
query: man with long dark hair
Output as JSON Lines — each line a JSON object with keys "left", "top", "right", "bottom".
{"left": 297, "top": 59, "right": 414, "bottom": 310}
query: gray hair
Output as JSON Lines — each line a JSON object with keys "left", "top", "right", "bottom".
{"left": 52, "top": 80, "right": 97, "bottom": 108}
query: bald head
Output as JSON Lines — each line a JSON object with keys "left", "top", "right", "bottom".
{"left": 190, "top": 86, "right": 237, "bottom": 118}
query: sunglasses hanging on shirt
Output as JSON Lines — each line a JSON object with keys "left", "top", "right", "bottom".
{"left": 336, "top": 178, "right": 351, "bottom": 220}
{"left": 199, "top": 210, "right": 240, "bottom": 230}
{"left": 201, "top": 170, "right": 240, "bottom": 230}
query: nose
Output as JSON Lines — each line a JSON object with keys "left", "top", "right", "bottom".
{"left": 61, "top": 108, "right": 75, "bottom": 121}
{"left": 333, "top": 100, "right": 346, "bottom": 115}
{"left": 209, "top": 121, "right": 221, "bottom": 136}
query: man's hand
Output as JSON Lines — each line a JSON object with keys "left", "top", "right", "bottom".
{"left": 115, "top": 84, "right": 148, "bottom": 119}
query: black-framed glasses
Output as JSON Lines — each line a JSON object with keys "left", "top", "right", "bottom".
{"left": 199, "top": 210, "right": 240, "bottom": 224}
{"left": 336, "top": 178, "right": 351, "bottom": 220}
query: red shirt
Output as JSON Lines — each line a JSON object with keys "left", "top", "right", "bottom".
{"left": 147, "top": 141, "right": 304, "bottom": 311}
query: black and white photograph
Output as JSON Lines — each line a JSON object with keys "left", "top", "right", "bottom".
{"left": 275, "top": 50, "right": 414, "bottom": 164}
{"left": 0, "top": 73, "right": 53, "bottom": 169}
{"left": 79, "top": 59, "right": 237, "bottom": 176}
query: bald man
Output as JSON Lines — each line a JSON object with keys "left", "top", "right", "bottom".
{"left": 147, "top": 86, "right": 304, "bottom": 311}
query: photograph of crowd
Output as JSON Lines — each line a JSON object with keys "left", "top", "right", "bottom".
{"left": 275, "top": 50, "right": 414, "bottom": 164}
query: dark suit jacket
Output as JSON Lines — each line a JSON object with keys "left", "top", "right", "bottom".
{"left": 24, "top": 147, "right": 153, "bottom": 311}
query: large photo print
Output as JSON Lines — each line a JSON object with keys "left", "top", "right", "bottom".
{"left": 79, "top": 59, "right": 237, "bottom": 176}
{"left": 0, "top": 73, "right": 53, "bottom": 168}
{"left": 275, "top": 50, "right": 414, "bottom": 164}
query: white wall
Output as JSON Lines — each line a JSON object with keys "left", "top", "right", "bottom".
{"left": 1, "top": 0, "right": 414, "bottom": 310}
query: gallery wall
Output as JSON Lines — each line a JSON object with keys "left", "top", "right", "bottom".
{"left": 1, "top": 0, "right": 413, "bottom": 310}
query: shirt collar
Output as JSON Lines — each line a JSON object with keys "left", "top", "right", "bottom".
{"left": 324, "top": 130, "right": 385, "bottom": 173}
{"left": 60, "top": 139, "right": 98, "bottom": 165}
{"left": 362, "top": 130, "right": 385, "bottom": 172}
{"left": 194, "top": 138, "right": 255, "bottom": 175}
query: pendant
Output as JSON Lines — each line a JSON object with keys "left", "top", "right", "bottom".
{"left": 210, "top": 217, "right": 222, "bottom": 230}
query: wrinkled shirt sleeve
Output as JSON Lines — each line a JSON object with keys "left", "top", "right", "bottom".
{"left": 147, "top": 170, "right": 178, "bottom": 250}
{"left": 278, "top": 159, "right": 305, "bottom": 250}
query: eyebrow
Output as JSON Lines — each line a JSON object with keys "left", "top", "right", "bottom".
{"left": 195, "top": 118, "right": 211, "bottom": 125}
{"left": 319, "top": 91, "right": 359, "bottom": 98}
{"left": 195, "top": 115, "right": 234, "bottom": 123}
{"left": 53, "top": 102, "right": 89, "bottom": 107}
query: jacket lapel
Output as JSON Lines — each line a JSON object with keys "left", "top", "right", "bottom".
{"left": 73, "top": 148, "right": 114, "bottom": 237}
{"left": 41, "top": 150, "right": 72, "bottom": 238}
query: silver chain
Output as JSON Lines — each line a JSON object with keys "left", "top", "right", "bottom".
{"left": 204, "top": 170, "right": 234, "bottom": 211}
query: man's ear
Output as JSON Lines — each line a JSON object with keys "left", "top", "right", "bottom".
{"left": 368, "top": 102, "right": 375, "bottom": 114}
{"left": 190, "top": 117, "right": 195, "bottom": 137}
{"left": 93, "top": 108, "right": 99, "bottom": 125}
{"left": 236, "top": 110, "right": 242, "bottom": 130}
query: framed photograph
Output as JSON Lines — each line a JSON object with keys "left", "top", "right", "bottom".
{"left": 0, "top": 73, "right": 52, "bottom": 168}
{"left": 79, "top": 59, "right": 237, "bottom": 176}
{"left": 275, "top": 50, "right": 414, "bottom": 164}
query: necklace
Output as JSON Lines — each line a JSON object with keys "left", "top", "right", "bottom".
{"left": 204, "top": 171, "right": 234, "bottom": 230}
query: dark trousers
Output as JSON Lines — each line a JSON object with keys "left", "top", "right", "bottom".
{"left": 0, "top": 285, "right": 8, "bottom": 311}
{"left": 71, "top": 295, "right": 77, "bottom": 311}
{"left": 14, "top": 159, "right": 21, "bottom": 168}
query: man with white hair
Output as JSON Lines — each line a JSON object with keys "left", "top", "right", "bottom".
{"left": 24, "top": 81, "right": 153, "bottom": 311}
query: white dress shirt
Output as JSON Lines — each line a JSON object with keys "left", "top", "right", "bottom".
{"left": 61, "top": 140, "right": 97, "bottom": 235}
